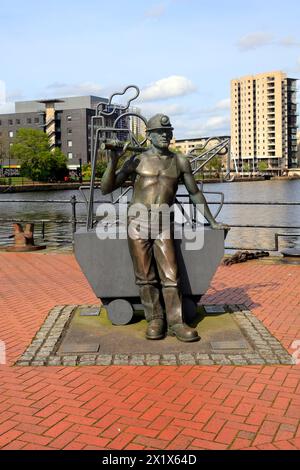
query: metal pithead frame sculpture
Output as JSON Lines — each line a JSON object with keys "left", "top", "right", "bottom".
{"left": 74, "top": 85, "right": 230, "bottom": 341}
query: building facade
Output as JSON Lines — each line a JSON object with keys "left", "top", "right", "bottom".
{"left": 129, "top": 107, "right": 146, "bottom": 139}
{"left": 0, "top": 95, "right": 129, "bottom": 170}
{"left": 231, "top": 71, "right": 298, "bottom": 174}
{"left": 171, "top": 136, "right": 230, "bottom": 155}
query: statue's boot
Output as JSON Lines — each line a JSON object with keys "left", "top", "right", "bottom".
{"left": 146, "top": 318, "right": 165, "bottom": 340}
{"left": 139, "top": 284, "right": 166, "bottom": 340}
{"left": 163, "top": 287, "right": 200, "bottom": 342}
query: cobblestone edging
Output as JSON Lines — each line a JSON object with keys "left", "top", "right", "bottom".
{"left": 15, "top": 304, "right": 294, "bottom": 366}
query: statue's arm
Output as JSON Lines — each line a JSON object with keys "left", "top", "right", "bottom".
{"left": 101, "top": 155, "right": 137, "bottom": 195}
{"left": 178, "top": 155, "right": 229, "bottom": 229}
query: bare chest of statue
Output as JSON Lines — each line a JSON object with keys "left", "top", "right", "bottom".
{"left": 131, "top": 153, "right": 180, "bottom": 207}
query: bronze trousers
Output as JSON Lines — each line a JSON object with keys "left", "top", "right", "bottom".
{"left": 127, "top": 223, "right": 183, "bottom": 325}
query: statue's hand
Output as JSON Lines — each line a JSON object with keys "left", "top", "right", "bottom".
{"left": 210, "top": 221, "right": 231, "bottom": 231}
{"left": 108, "top": 142, "right": 130, "bottom": 164}
{"left": 108, "top": 149, "right": 124, "bottom": 165}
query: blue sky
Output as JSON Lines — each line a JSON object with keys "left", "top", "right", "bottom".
{"left": 0, "top": 0, "right": 300, "bottom": 138}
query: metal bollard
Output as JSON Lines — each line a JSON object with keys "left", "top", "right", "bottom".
{"left": 70, "top": 195, "right": 77, "bottom": 241}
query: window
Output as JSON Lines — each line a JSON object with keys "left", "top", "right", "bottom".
{"left": 67, "top": 128, "right": 72, "bottom": 134}
{"left": 67, "top": 115, "right": 72, "bottom": 121}
{"left": 67, "top": 140, "right": 72, "bottom": 148}
{"left": 0, "top": 120, "right": 2, "bottom": 126}
{"left": 8, "top": 119, "right": 13, "bottom": 125}
{"left": 9, "top": 131, "right": 14, "bottom": 138}
{"left": 68, "top": 152, "right": 73, "bottom": 160}
{"left": 16, "top": 119, "right": 20, "bottom": 125}
{"left": 34, "top": 117, "right": 39, "bottom": 123}
{"left": 27, "top": 118, "right": 32, "bottom": 124}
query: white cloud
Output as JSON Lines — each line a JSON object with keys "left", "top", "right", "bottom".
{"left": 140, "top": 102, "right": 186, "bottom": 118}
{"left": 278, "top": 36, "right": 300, "bottom": 47}
{"left": 205, "top": 115, "right": 230, "bottom": 131}
{"left": 172, "top": 114, "right": 230, "bottom": 139}
{"left": 0, "top": 80, "right": 15, "bottom": 114}
{"left": 140, "top": 76, "right": 196, "bottom": 102}
{"left": 144, "top": 3, "right": 166, "bottom": 18}
{"left": 237, "top": 32, "right": 274, "bottom": 51}
{"left": 214, "top": 98, "right": 230, "bottom": 110}
{"left": 0, "top": 80, "right": 5, "bottom": 105}
{"left": 45, "top": 81, "right": 104, "bottom": 97}
{"left": 237, "top": 32, "right": 300, "bottom": 51}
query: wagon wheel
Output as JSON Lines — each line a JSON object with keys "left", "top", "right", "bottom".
{"left": 106, "top": 299, "right": 134, "bottom": 325}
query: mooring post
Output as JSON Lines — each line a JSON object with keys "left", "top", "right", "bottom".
{"left": 70, "top": 195, "right": 77, "bottom": 241}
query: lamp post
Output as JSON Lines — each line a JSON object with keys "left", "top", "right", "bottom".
{"left": 8, "top": 150, "right": 11, "bottom": 186}
{"left": 79, "top": 157, "right": 82, "bottom": 183}
{"left": 0, "top": 142, "right": 3, "bottom": 179}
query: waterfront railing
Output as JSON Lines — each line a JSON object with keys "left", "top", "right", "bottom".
{"left": 0, "top": 195, "right": 300, "bottom": 253}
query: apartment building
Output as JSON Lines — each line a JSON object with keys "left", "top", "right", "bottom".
{"left": 171, "top": 136, "right": 230, "bottom": 155}
{"left": 297, "top": 131, "right": 300, "bottom": 167}
{"left": 231, "top": 71, "right": 298, "bottom": 174}
{"left": 129, "top": 107, "right": 146, "bottom": 139}
{"left": 0, "top": 96, "right": 128, "bottom": 170}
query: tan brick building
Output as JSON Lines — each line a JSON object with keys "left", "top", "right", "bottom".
{"left": 171, "top": 136, "right": 230, "bottom": 155}
{"left": 231, "top": 71, "right": 298, "bottom": 174}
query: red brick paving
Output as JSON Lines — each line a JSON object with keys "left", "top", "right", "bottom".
{"left": 0, "top": 252, "right": 299, "bottom": 450}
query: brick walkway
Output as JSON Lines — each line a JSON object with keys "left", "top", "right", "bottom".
{"left": 0, "top": 253, "right": 299, "bottom": 450}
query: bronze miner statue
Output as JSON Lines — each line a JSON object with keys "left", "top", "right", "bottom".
{"left": 101, "top": 114, "right": 229, "bottom": 342}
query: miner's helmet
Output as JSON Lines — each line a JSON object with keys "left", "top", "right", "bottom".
{"left": 146, "top": 114, "right": 174, "bottom": 132}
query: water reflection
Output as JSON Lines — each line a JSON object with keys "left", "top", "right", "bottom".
{"left": 0, "top": 180, "right": 300, "bottom": 252}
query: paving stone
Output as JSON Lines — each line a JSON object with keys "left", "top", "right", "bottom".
{"left": 197, "top": 359, "right": 215, "bottom": 365}
{"left": 19, "top": 354, "right": 35, "bottom": 360}
{"left": 145, "top": 354, "right": 160, "bottom": 366}
{"left": 161, "top": 354, "right": 177, "bottom": 366}
{"left": 47, "top": 357, "right": 62, "bottom": 366}
{"left": 245, "top": 357, "right": 266, "bottom": 365}
{"left": 129, "top": 355, "right": 145, "bottom": 366}
{"left": 210, "top": 354, "right": 232, "bottom": 365}
{"left": 79, "top": 354, "right": 98, "bottom": 362}
{"left": 279, "top": 357, "right": 293, "bottom": 365}
{"left": 113, "top": 355, "right": 130, "bottom": 365}
{"left": 62, "top": 357, "right": 78, "bottom": 366}
{"left": 228, "top": 355, "right": 248, "bottom": 365}
{"left": 178, "top": 353, "right": 196, "bottom": 365}
{"left": 35, "top": 353, "right": 51, "bottom": 360}
{"left": 96, "top": 355, "right": 113, "bottom": 366}
{"left": 196, "top": 354, "right": 214, "bottom": 365}
{"left": 43, "top": 340, "right": 58, "bottom": 347}
{"left": 31, "top": 339, "right": 44, "bottom": 346}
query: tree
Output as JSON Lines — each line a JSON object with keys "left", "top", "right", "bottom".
{"left": 243, "top": 162, "right": 250, "bottom": 173}
{"left": 205, "top": 156, "right": 223, "bottom": 177}
{"left": 82, "top": 163, "right": 92, "bottom": 180}
{"left": 10, "top": 128, "right": 68, "bottom": 182}
{"left": 0, "top": 135, "right": 8, "bottom": 165}
{"left": 81, "top": 161, "right": 108, "bottom": 180}
{"left": 258, "top": 161, "right": 268, "bottom": 173}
